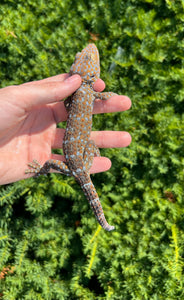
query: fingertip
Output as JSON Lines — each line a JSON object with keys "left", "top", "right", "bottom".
{"left": 122, "top": 131, "right": 132, "bottom": 147}
{"left": 89, "top": 157, "right": 112, "bottom": 174}
{"left": 110, "top": 95, "right": 132, "bottom": 111}
{"left": 93, "top": 79, "right": 105, "bottom": 92}
{"left": 122, "top": 95, "right": 132, "bottom": 110}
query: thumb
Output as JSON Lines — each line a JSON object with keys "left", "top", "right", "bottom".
{"left": 19, "top": 74, "right": 81, "bottom": 110}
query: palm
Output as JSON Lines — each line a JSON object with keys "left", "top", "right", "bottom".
{"left": 0, "top": 94, "right": 56, "bottom": 183}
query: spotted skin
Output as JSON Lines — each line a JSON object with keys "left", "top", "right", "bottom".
{"left": 26, "top": 44, "right": 116, "bottom": 231}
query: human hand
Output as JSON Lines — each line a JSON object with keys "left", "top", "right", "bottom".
{"left": 0, "top": 74, "right": 131, "bottom": 185}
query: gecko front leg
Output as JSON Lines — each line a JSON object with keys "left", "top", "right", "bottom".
{"left": 94, "top": 91, "right": 117, "bottom": 101}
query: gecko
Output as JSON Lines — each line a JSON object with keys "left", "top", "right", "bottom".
{"left": 26, "top": 44, "right": 116, "bottom": 231}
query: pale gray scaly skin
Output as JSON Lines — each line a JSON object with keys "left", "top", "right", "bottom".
{"left": 26, "top": 44, "right": 116, "bottom": 231}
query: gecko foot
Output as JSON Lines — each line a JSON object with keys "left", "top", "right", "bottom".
{"left": 25, "top": 159, "right": 43, "bottom": 176}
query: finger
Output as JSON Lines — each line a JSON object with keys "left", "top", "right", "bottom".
{"left": 52, "top": 128, "right": 131, "bottom": 149}
{"left": 91, "top": 131, "right": 132, "bottom": 148}
{"left": 18, "top": 74, "right": 82, "bottom": 110}
{"left": 52, "top": 95, "right": 131, "bottom": 123}
{"left": 51, "top": 154, "right": 112, "bottom": 174}
{"left": 93, "top": 95, "right": 131, "bottom": 114}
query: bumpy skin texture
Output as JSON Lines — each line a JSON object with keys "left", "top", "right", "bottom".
{"left": 26, "top": 44, "right": 116, "bottom": 231}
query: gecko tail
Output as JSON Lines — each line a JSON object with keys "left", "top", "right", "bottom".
{"left": 89, "top": 197, "right": 115, "bottom": 231}
{"left": 80, "top": 178, "right": 115, "bottom": 231}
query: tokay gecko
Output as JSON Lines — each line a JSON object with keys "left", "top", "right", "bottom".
{"left": 26, "top": 44, "right": 116, "bottom": 231}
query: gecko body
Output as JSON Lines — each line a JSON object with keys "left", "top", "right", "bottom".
{"left": 26, "top": 44, "right": 116, "bottom": 231}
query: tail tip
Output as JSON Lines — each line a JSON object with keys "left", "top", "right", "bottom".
{"left": 105, "top": 225, "right": 115, "bottom": 232}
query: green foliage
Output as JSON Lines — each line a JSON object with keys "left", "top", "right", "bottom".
{"left": 0, "top": 0, "right": 184, "bottom": 299}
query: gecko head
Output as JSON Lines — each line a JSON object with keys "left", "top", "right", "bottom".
{"left": 70, "top": 44, "right": 100, "bottom": 83}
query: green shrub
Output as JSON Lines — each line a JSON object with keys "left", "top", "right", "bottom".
{"left": 0, "top": 0, "right": 184, "bottom": 299}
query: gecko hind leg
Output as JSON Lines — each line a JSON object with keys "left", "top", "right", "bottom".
{"left": 25, "top": 159, "right": 71, "bottom": 177}
{"left": 83, "top": 140, "right": 100, "bottom": 172}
